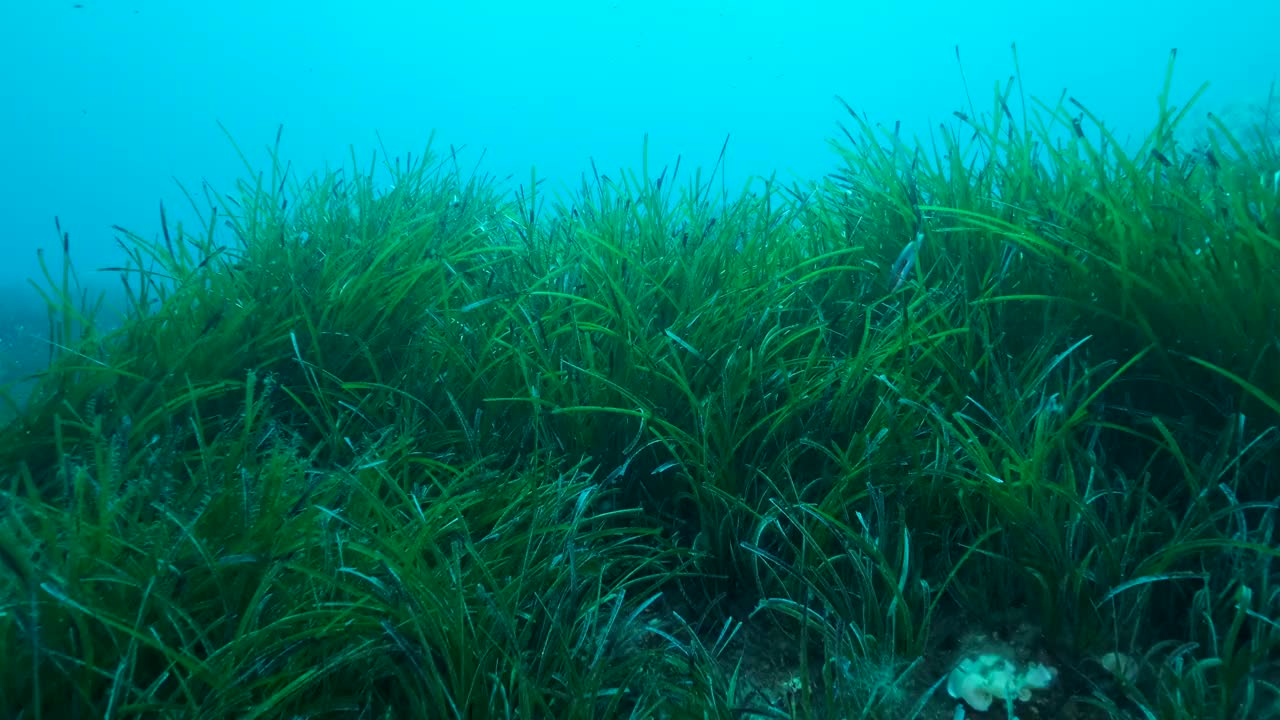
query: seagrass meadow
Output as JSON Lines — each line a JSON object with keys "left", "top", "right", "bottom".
{"left": 1, "top": 60, "right": 1279, "bottom": 719}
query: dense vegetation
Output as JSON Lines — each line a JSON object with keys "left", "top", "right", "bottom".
{"left": 1, "top": 56, "right": 1278, "bottom": 718}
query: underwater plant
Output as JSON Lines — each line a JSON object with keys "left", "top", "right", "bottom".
{"left": 0, "top": 52, "right": 1277, "bottom": 719}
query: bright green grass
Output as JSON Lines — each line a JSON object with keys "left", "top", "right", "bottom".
{"left": 0, "top": 57, "right": 1277, "bottom": 719}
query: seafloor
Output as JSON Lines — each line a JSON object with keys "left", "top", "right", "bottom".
{"left": 1, "top": 79, "right": 1278, "bottom": 719}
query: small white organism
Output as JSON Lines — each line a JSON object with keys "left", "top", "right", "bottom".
{"left": 1098, "top": 651, "right": 1139, "bottom": 683}
{"left": 946, "top": 654, "right": 1057, "bottom": 712}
